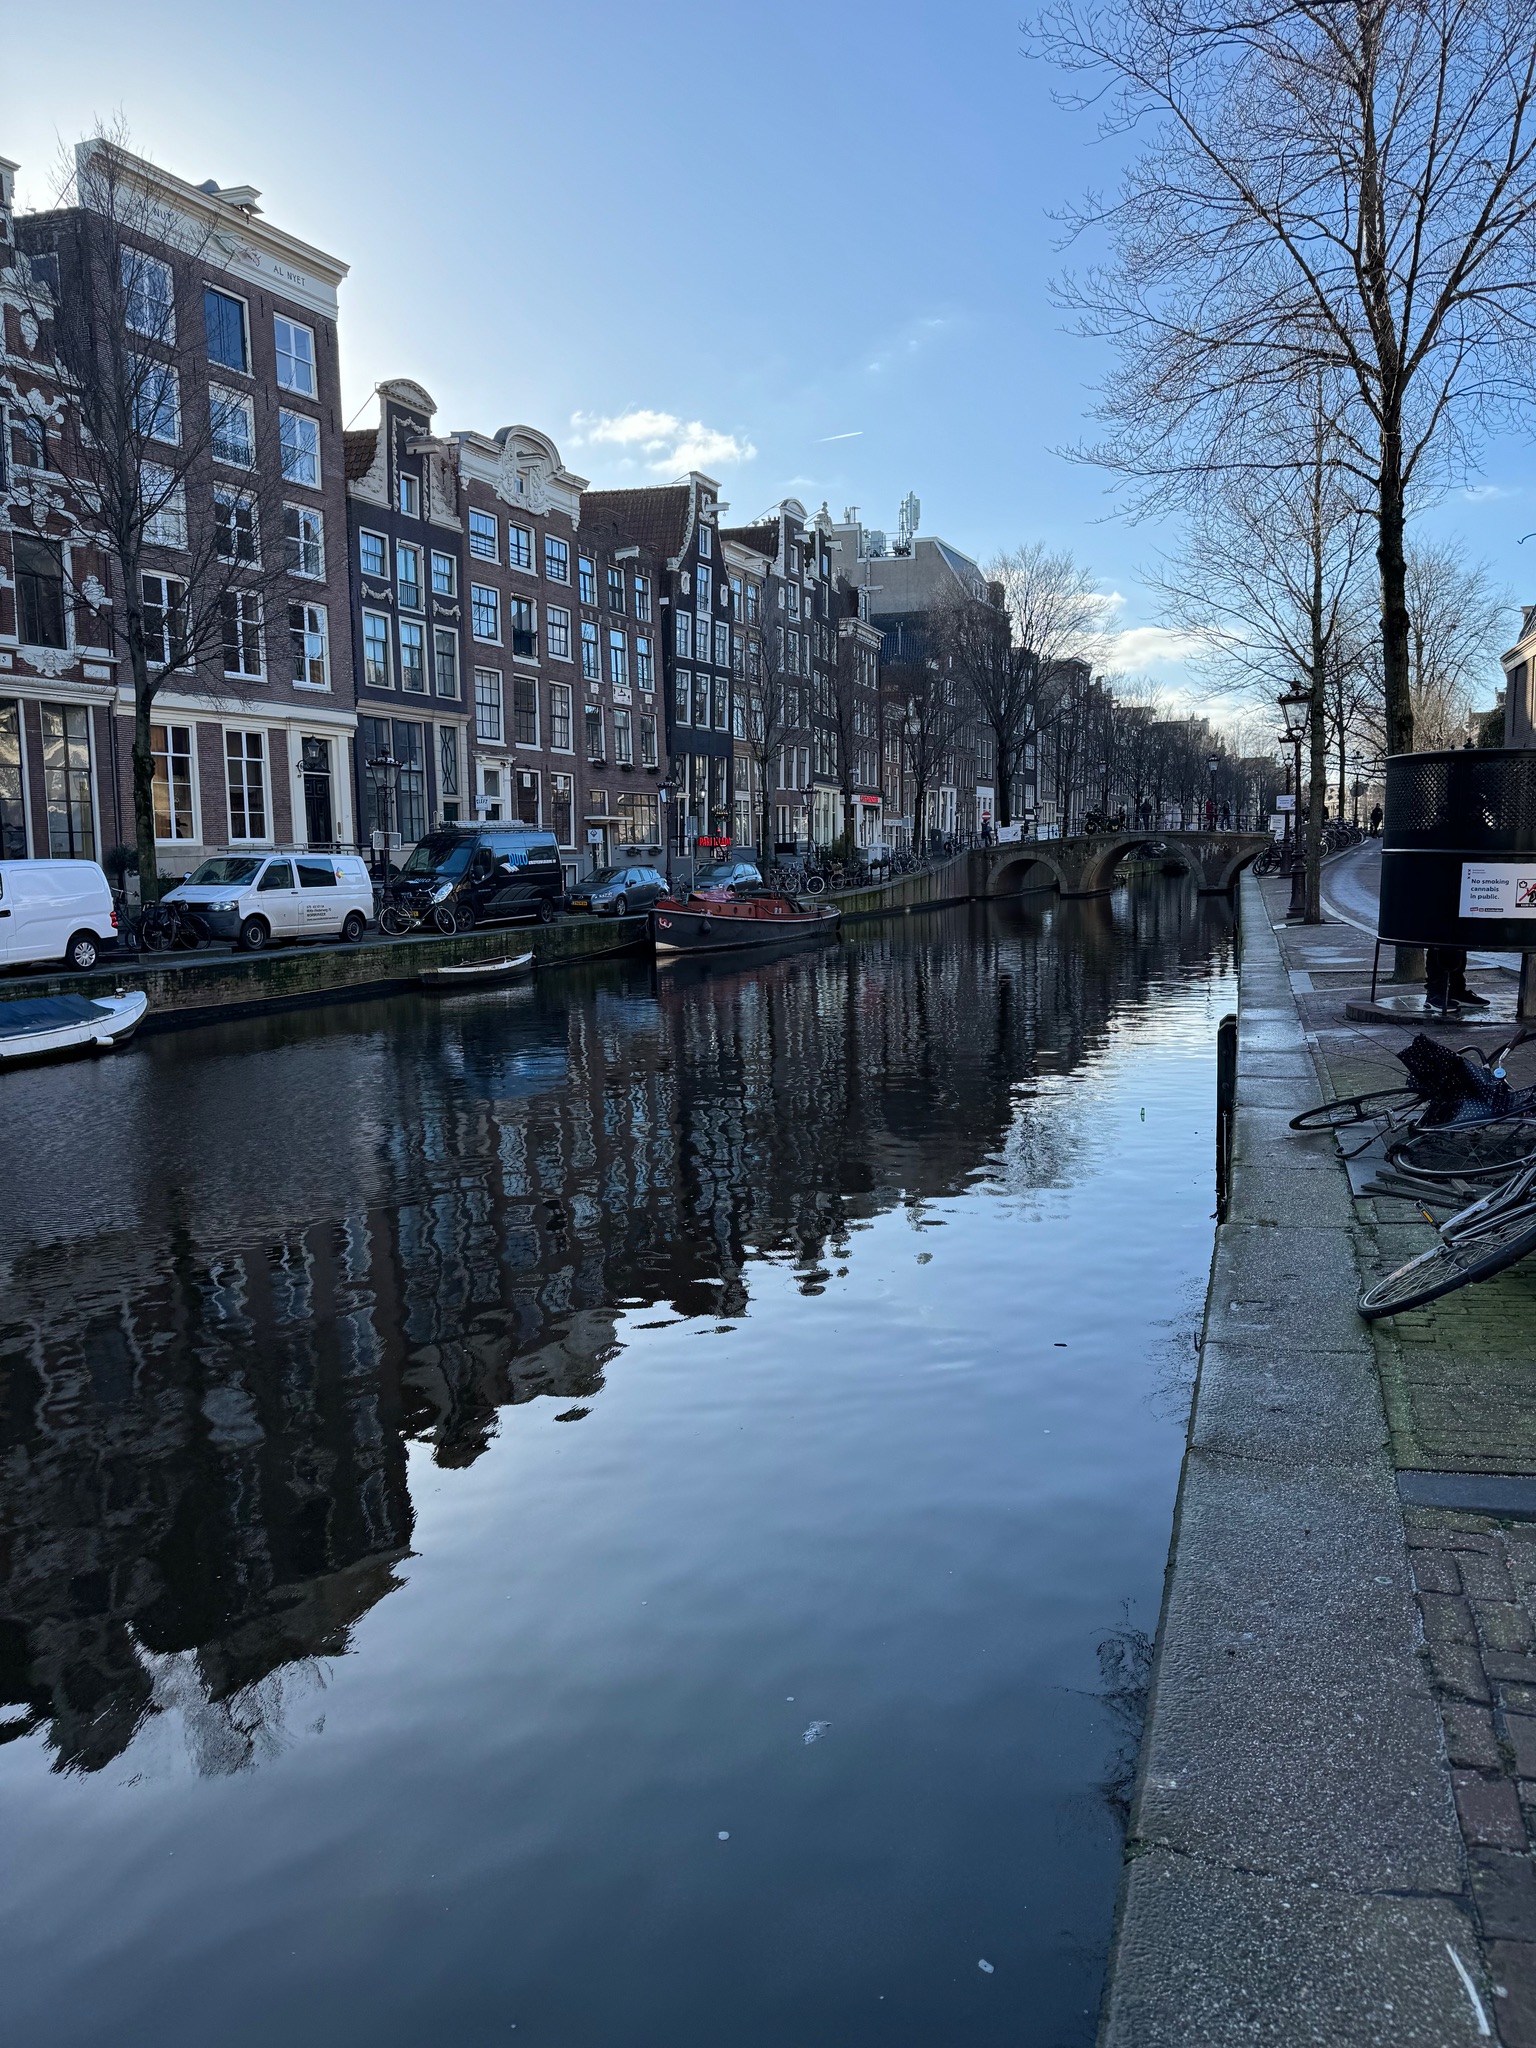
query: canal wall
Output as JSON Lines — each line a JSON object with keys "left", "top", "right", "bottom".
{"left": 829, "top": 851, "right": 979, "bottom": 921}
{"left": 3, "top": 916, "right": 646, "bottom": 1031}
{"left": 1098, "top": 872, "right": 1480, "bottom": 2046}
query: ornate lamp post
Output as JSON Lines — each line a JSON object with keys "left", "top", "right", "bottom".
{"left": 366, "top": 748, "right": 398, "bottom": 880}
{"left": 1349, "top": 752, "right": 1367, "bottom": 830}
{"left": 1278, "top": 685, "right": 1311, "bottom": 919}
{"left": 659, "top": 768, "right": 685, "bottom": 892}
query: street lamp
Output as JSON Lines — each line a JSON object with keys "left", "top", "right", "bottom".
{"left": 1278, "top": 685, "right": 1311, "bottom": 919}
{"left": 366, "top": 749, "right": 398, "bottom": 880}
{"left": 1349, "top": 751, "right": 1367, "bottom": 830}
{"left": 659, "top": 769, "right": 685, "bottom": 891}
{"left": 1207, "top": 752, "right": 1220, "bottom": 830}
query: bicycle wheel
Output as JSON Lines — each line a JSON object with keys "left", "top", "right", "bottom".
{"left": 379, "top": 905, "right": 412, "bottom": 937}
{"left": 1387, "top": 1118, "right": 1536, "bottom": 1185}
{"left": 433, "top": 906, "right": 458, "bottom": 935}
{"left": 1359, "top": 1206, "right": 1536, "bottom": 1318}
{"left": 139, "top": 911, "right": 176, "bottom": 953}
{"left": 1290, "top": 1086, "right": 1422, "bottom": 1132}
{"left": 803, "top": 872, "right": 826, "bottom": 896}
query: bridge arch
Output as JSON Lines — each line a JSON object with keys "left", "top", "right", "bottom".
{"left": 977, "top": 830, "right": 1268, "bottom": 900}
{"left": 986, "top": 847, "right": 1073, "bottom": 897}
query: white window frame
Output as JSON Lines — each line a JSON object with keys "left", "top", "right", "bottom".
{"left": 508, "top": 523, "right": 534, "bottom": 572}
{"left": 214, "top": 484, "right": 260, "bottom": 565}
{"left": 122, "top": 249, "right": 175, "bottom": 341}
{"left": 433, "top": 627, "right": 460, "bottom": 700}
{"left": 471, "top": 583, "right": 501, "bottom": 644}
{"left": 550, "top": 681, "right": 574, "bottom": 752}
{"left": 546, "top": 605, "right": 572, "bottom": 661}
{"left": 279, "top": 408, "right": 321, "bottom": 488}
{"left": 141, "top": 464, "right": 188, "bottom": 550}
{"left": 274, "top": 314, "right": 317, "bottom": 398}
{"left": 468, "top": 508, "right": 498, "bottom": 561}
{"left": 222, "top": 590, "right": 264, "bottom": 679}
{"left": 398, "top": 617, "right": 428, "bottom": 695}
{"left": 431, "top": 549, "right": 457, "bottom": 597}
{"left": 224, "top": 727, "right": 269, "bottom": 843}
{"left": 396, "top": 541, "right": 423, "bottom": 611}
{"left": 474, "top": 667, "right": 504, "bottom": 744}
{"left": 284, "top": 503, "right": 325, "bottom": 579}
{"left": 397, "top": 472, "right": 420, "bottom": 517}
{"left": 512, "top": 671, "right": 540, "bottom": 749}
{"left": 141, "top": 573, "right": 189, "bottom": 670}
{"left": 608, "top": 630, "right": 628, "bottom": 687}
{"left": 359, "top": 528, "right": 388, "bottom": 580}
{"left": 151, "top": 720, "right": 198, "bottom": 843}
{"left": 289, "top": 601, "right": 330, "bottom": 691}
{"left": 361, "top": 610, "right": 393, "bottom": 689}
{"left": 210, "top": 386, "right": 255, "bottom": 469}
{"left": 581, "top": 620, "right": 600, "bottom": 681}
{"left": 204, "top": 285, "right": 251, "bottom": 375}
{"left": 544, "top": 534, "right": 570, "bottom": 583}
{"left": 134, "top": 359, "right": 180, "bottom": 445}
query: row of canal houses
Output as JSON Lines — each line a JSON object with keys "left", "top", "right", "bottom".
{"left": 0, "top": 141, "right": 1004, "bottom": 889}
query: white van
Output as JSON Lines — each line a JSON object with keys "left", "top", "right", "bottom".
{"left": 163, "top": 852, "right": 374, "bottom": 952}
{"left": 0, "top": 860, "right": 119, "bottom": 973}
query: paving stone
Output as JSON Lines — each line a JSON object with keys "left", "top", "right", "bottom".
{"left": 1443, "top": 1703, "right": 1502, "bottom": 1769}
{"left": 1507, "top": 1718, "right": 1536, "bottom": 1781}
{"left": 1470, "top": 1849, "right": 1536, "bottom": 1940}
{"left": 1428, "top": 1641, "right": 1493, "bottom": 1704}
{"left": 1484, "top": 1941, "right": 1536, "bottom": 2048}
{"left": 1502, "top": 1684, "right": 1536, "bottom": 1716}
{"left": 1412, "top": 1549, "right": 1463, "bottom": 1595}
{"left": 1454, "top": 1770, "right": 1528, "bottom": 1848}
{"left": 1485, "top": 1654, "right": 1536, "bottom": 1686}
{"left": 1479, "top": 1600, "right": 1536, "bottom": 1653}
{"left": 1460, "top": 1551, "right": 1519, "bottom": 1604}
{"left": 1419, "top": 1591, "right": 1479, "bottom": 1646}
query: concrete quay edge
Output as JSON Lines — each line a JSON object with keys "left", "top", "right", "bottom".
{"left": 1096, "top": 872, "right": 1488, "bottom": 2046}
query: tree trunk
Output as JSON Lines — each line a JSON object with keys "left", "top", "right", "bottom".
{"left": 995, "top": 725, "right": 1012, "bottom": 827}
{"left": 1306, "top": 670, "right": 1326, "bottom": 923}
{"left": 125, "top": 603, "right": 160, "bottom": 898}
{"left": 1379, "top": 432, "right": 1422, "bottom": 978}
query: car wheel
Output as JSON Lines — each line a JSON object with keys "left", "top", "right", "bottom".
{"left": 455, "top": 900, "right": 476, "bottom": 932}
{"left": 538, "top": 897, "right": 556, "bottom": 924}
{"left": 238, "top": 916, "right": 270, "bottom": 952}
{"left": 341, "top": 911, "right": 366, "bottom": 944}
{"left": 64, "top": 929, "right": 100, "bottom": 973}
{"left": 613, "top": 894, "right": 628, "bottom": 919}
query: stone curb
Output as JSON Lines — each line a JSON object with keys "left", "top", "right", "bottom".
{"left": 1096, "top": 872, "right": 1488, "bottom": 2046}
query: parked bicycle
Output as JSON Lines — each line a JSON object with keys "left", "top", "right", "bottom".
{"left": 1359, "top": 1160, "right": 1536, "bottom": 1317}
{"left": 134, "top": 898, "right": 210, "bottom": 952}
{"left": 379, "top": 878, "right": 459, "bottom": 938}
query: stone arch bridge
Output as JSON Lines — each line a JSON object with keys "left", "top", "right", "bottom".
{"left": 975, "top": 830, "right": 1269, "bottom": 900}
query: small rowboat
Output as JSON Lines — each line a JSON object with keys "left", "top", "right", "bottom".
{"left": 418, "top": 951, "right": 535, "bottom": 990}
{"left": 0, "top": 990, "right": 148, "bottom": 1065}
{"left": 651, "top": 893, "right": 840, "bottom": 955}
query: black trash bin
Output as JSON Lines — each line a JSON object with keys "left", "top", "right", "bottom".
{"left": 1378, "top": 749, "right": 1536, "bottom": 950}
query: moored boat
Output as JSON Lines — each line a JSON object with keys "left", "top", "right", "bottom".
{"left": 651, "top": 893, "right": 840, "bottom": 955}
{"left": 0, "top": 990, "right": 148, "bottom": 1065}
{"left": 418, "top": 951, "right": 535, "bottom": 990}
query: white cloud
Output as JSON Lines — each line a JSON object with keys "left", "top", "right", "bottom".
{"left": 1463, "top": 482, "right": 1519, "bottom": 502}
{"left": 569, "top": 408, "right": 756, "bottom": 476}
{"left": 1102, "top": 623, "right": 1211, "bottom": 670}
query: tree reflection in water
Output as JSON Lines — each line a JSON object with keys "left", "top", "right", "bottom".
{"left": 0, "top": 886, "right": 1231, "bottom": 1778}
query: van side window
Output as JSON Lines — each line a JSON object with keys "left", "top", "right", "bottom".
{"left": 297, "top": 861, "right": 336, "bottom": 889}
{"left": 258, "top": 862, "right": 294, "bottom": 891}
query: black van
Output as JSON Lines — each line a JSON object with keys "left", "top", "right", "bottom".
{"left": 396, "top": 827, "right": 565, "bottom": 926}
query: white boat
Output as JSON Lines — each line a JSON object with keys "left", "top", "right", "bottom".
{"left": 0, "top": 990, "right": 148, "bottom": 1064}
{"left": 417, "top": 951, "right": 535, "bottom": 990}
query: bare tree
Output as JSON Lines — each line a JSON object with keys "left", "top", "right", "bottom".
{"left": 990, "top": 544, "right": 1106, "bottom": 805}
{"left": 882, "top": 657, "right": 965, "bottom": 854}
{"left": 740, "top": 581, "right": 796, "bottom": 866}
{"left": 21, "top": 133, "right": 300, "bottom": 892}
{"left": 1034, "top": 0, "right": 1536, "bottom": 762}
{"left": 932, "top": 582, "right": 1035, "bottom": 827}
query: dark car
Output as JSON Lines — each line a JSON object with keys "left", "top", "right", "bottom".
{"left": 689, "top": 858, "right": 763, "bottom": 897}
{"left": 568, "top": 863, "right": 669, "bottom": 917}
{"left": 397, "top": 827, "right": 565, "bottom": 926}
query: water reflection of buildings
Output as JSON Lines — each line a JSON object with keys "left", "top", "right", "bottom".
{"left": 0, "top": 887, "right": 1231, "bottom": 1773}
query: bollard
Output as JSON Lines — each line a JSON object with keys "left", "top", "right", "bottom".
{"left": 1216, "top": 1012, "right": 1238, "bottom": 1218}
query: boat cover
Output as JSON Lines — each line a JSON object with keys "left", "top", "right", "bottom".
{"left": 0, "top": 994, "right": 114, "bottom": 1040}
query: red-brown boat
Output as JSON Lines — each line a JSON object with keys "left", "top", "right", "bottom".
{"left": 650, "top": 891, "right": 840, "bottom": 955}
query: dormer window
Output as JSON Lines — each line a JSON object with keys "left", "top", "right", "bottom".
{"left": 398, "top": 472, "right": 420, "bottom": 518}
{"left": 698, "top": 524, "right": 713, "bottom": 558}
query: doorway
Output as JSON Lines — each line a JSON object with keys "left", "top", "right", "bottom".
{"left": 301, "top": 736, "right": 333, "bottom": 848}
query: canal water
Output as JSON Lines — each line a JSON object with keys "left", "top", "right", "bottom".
{"left": 0, "top": 886, "right": 1234, "bottom": 2048}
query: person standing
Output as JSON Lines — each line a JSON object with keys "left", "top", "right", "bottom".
{"left": 1370, "top": 804, "right": 1383, "bottom": 836}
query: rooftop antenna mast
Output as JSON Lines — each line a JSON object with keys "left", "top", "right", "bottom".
{"left": 896, "top": 492, "right": 921, "bottom": 555}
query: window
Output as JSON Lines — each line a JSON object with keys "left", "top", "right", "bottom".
{"left": 475, "top": 668, "right": 503, "bottom": 743}
{"left": 225, "top": 730, "right": 267, "bottom": 839}
{"left": 696, "top": 565, "right": 712, "bottom": 611}
{"left": 399, "top": 619, "right": 426, "bottom": 694}
{"left": 608, "top": 630, "right": 628, "bottom": 687}
{"left": 714, "top": 620, "right": 730, "bottom": 668}
{"left": 210, "top": 387, "right": 254, "bottom": 468}
{"left": 714, "top": 679, "right": 730, "bottom": 731}
{"left": 284, "top": 504, "right": 324, "bottom": 578}
{"left": 513, "top": 674, "right": 539, "bottom": 746}
{"left": 585, "top": 706, "right": 604, "bottom": 761}
{"left": 274, "top": 316, "right": 316, "bottom": 397}
{"left": 433, "top": 628, "right": 459, "bottom": 699}
{"left": 579, "top": 556, "right": 596, "bottom": 605}
{"left": 398, "top": 472, "right": 420, "bottom": 517}
{"left": 468, "top": 508, "right": 498, "bottom": 560}
{"left": 471, "top": 584, "right": 500, "bottom": 641}
{"left": 581, "top": 620, "right": 600, "bottom": 680}
{"left": 222, "top": 591, "right": 262, "bottom": 677}
{"left": 550, "top": 682, "right": 573, "bottom": 750}
{"left": 431, "top": 550, "right": 456, "bottom": 597}
{"left": 698, "top": 524, "right": 712, "bottom": 558}
{"left": 16, "top": 536, "right": 66, "bottom": 648}
{"left": 544, "top": 535, "right": 569, "bottom": 582}
{"left": 634, "top": 574, "right": 652, "bottom": 621}
{"left": 675, "top": 671, "right": 691, "bottom": 725}
{"left": 11, "top": 415, "right": 45, "bottom": 470}
{"left": 693, "top": 673, "right": 710, "bottom": 728}
{"left": 636, "top": 635, "right": 654, "bottom": 690}
{"left": 510, "top": 597, "right": 537, "bottom": 658}
{"left": 640, "top": 713, "right": 658, "bottom": 767}
{"left": 358, "top": 534, "right": 386, "bottom": 583}
{"left": 134, "top": 361, "right": 179, "bottom": 444}
{"left": 676, "top": 612, "right": 693, "bottom": 659}
{"left": 42, "top": 706, "right": 95, "bottom": 859}
{"left": 606, "top": 567, "right": 625, "bottom": 613}
{"left": 745, "top": 581, "right": 759, "bottom": 624}
{"left": 788, "top": 629, "right": 801, "bottom": 675}
{"left": 479, "top": 763, "right": 503, "bottom": 821}
{"left": 613, "top": 705, "right": 633, "bottom": 765}
{"left": 552, "top": 771, "right": 574, "bottom": 847}
{"left": 733, "top": 691, "right": 745, "bottom": 738}
{"left": 142, "top": 464, "right": 187, "bottom": 548}
{"left": 439, "top": 727, "right": 460, "bottom": 818}
{"left": 785, "top": 581, "right": 800, "bottom": 621}
{"left": 204, "top": 288, "right": 248, "bottom": 372}
{"left": 616, "top": 792, "right": 659, "bottom": 845}
{"left": 123, "top": 249, "right": 174, "bottom": 340}
{"left": 141, "top": 572, "right": 187, "bottom": 667}
{"left": 152, "top": 722, "right": 194, "bottom": 841}
{"left": 215, "top": 486, "right": 258, "bottom": 563}
{"left": 362, "top": 611, "right": 391, "bottom": 688}
{"left": 730, "top": 576, "right": 742, "bottom": 619}
{"left": 276, "top": 407, "right": 322, "bottom": 493}
{"left": 395, "top": 722, "right": 427, "bottom": 840}
{"left": 516, "top": 769, "right": 540, "bottom": 825}
{"left": 547, "top": 605, "right": 571, "bottom": 660}
{"left": 289, "top": 603, "right": 330, "bottom": 689}
{"left": 509, "top": 524, "right": 533, "bottom": 571}
{"left": 396, "top": 542, "right": 422, "bottom": 610}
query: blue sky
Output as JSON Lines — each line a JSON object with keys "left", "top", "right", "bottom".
{"left": 5, "top": 0, "right": 1530, "bottom": 709}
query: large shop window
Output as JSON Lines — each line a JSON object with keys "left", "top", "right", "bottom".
{"left": 395, "top": 724, "right": 427, "bottom": 840}
{"left": 615, "top": 792, "right": 658, "bottom": 846}
{"left": 0, "top": 701, "right": 27, "bottom": 857}
{"left": 152, "top": 722, "right": 195, "bottom": 841}
{"left": 439, "top": 727, "right": 460, "bottom": 823}
{"left": 41, "top": 705, "right": 94, "bottom": 858}
{"left": 225, "top": 730, "right": 267, "bottom": 842}
{"left": 16, "top": 535, "right": 66, "bottom": 648}
{"left": 359, "top": 716, "right": 426, "bottom": 841}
